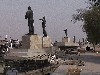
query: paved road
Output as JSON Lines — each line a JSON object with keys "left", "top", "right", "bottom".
{"left": 51, "top": 53, "right": 100, "bottom": 75}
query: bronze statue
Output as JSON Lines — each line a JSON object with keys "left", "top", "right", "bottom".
{"left": 39, "top": 16, "right": 47, "bottom": 37}
{"left": 25, "top": 6, "right": 34, "bottom": 35}
{"left": 64, "top": 29, "right": 67, "bottom": 37}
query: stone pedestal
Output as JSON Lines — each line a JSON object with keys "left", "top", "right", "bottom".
{"left": 62, "top": 37, "right": 70, "bottom": 43}
{"left": 43, "top": 36, "right": 52, "bottom": 48}
{"left": 22, "top": 35, "right": 52, "bottom": 50}
{"left": 61, "top": 37, "right": 79, "bottom": 46}
{"left": 22, "top": 34, "right": 42, "bottom": 49}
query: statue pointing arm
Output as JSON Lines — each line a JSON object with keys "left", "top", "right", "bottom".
{"left": 39, "top": 16, "right": 46, "bottom": 28}
{"left": 39, "top": 16, "right": 47, "bottom": 37}
{"left": 64, "top": 29, "right": 67, "bottom": 37}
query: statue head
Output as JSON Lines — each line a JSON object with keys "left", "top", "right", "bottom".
{"left": 64, "top": 29, "right": 67, "bottom": 32}
{"left": 28, "top": 6, "right": 31, "bottom": 10}
{"left": 43, "top": 16, "right": 45, "bottom": 19}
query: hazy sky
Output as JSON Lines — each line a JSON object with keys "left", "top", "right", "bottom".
{"left": 0, "top": 0, "right": 88, "bottom": 41}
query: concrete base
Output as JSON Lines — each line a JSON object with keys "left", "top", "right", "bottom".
{"left": 43, "top": 36, "right": 52, "bottom": 48}
{"left": 22, "top": 35, "right": 52, "bottom": 50}
{"left": 22, "top": 34, "right": 42, "bottom": 50}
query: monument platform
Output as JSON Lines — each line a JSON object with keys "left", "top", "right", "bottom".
{"left": 22, "top": 34, "right": 52, "bottom": 50}
{"left": 4, "top": 34, "right": 52, "bottom": 60}
{"left": 56, "top": 37, "right": 79, "bottom": 47}
{"left": 22, "top": 34, "right": 42, "bottom": 49}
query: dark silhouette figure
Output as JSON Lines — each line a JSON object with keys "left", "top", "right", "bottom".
{"left": 73, "top": 36, "right": 76, "bottom": 43}
{"left": 25, "top": 6, "right": 34, "bottom": 35}
{"left": 39, "top": 16, "right": 47, "bottom": 37}
{"left": 86, "top": 46, "right": 90, "bottom": 51}
{"left": 64, "top": 29, "right": 67, "bottom": 37}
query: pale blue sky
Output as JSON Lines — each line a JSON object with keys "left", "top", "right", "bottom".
{"left": 0, "top": 0, "right": 88, "bottom": 41}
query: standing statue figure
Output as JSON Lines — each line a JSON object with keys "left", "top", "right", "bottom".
{"left": 64, "top": 29, "right": 67, "bottom": 37}
{"left": 25, "top": 6, "right": 34, "bottom": 35}
{"left": 39, "top": 16, "right": 47, "bottom": 37}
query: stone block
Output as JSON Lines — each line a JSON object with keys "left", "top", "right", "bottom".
{"left": 22, "top": 35, "right": 30, "bottom": 49}
{"left": 43, "top": 36, "right": 52, "bottom": 48}
{"left": 22, "top": 34, "right": 42, "bottom": 50}
{"left": 30, "top": 35, "right": 42, "bottom": 49}
{"left": 62, "top": 37, "right": 69, "bottom": 42}
{"left": 22, "top": 35, "right": 52, "bottom": 50}
{"left": 62, "top": 37, "right": 73, "bottom": 43}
